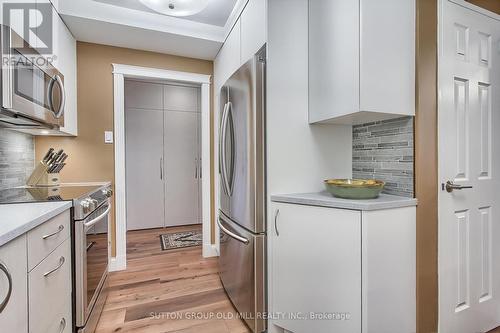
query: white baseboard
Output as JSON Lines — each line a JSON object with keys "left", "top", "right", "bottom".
{"left": 203, "top": 243, "right": 219, "bottom": 258}
{"left": 108, "top": 255, "right": 127, "bottom": 272}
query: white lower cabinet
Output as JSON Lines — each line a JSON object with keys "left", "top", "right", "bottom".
{"left": 0, "top": 209, "right": 72, "bottom": 333}
{"left": 270, "top": 202, "right": 416, "bottom": 333}
{"left": 0, "top": 235, "right": 28, "bottom": 333}
{"left": 29, "top": 238, "right": 72, "bottom": 333}
{"left": 272, "top": 204, "right": 361, "bottom": 333}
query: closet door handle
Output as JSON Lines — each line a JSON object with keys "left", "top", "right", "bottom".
{"left": 195, "top": 158, "right": 198, "bottom": 179}
{"left": 160, "top": 157, "right": 163, "bottom": 180}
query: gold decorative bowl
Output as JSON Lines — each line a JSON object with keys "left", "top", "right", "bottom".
{"left": 324, "top": 179, "right": 385, "bottom": 199}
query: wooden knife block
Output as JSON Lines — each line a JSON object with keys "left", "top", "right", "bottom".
{"left": 26, "top": 162, "right": 61, "bottom": 187}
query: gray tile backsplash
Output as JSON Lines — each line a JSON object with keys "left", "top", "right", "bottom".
{"left": 0, "top": 129, "right": 34, "bottom": 190}
{"left": 352, "top": 117, "right": 414, "bottom": 197}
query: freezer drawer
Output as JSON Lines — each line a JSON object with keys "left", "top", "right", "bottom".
{"left": 218, "top": 212, "right": 266, "bottom": 333}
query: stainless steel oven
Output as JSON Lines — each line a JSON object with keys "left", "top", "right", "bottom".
{"left": 75, "top": 198, "right": 111, "bottom": 333}
{"left": 0, "top": 25, "right": 65, "bottom": 128}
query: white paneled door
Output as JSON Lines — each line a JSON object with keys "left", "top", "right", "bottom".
{"left": 164, "top": 111, "right": 201, "bottom": 226}
{"left": 125, "top": 81, "right": 165, "bottom": 231}
{"left": 125, "top": 80, "right": 201, "bottom": 231}
{"left": 439, "top": 1, "right": 500, "bottom": 332}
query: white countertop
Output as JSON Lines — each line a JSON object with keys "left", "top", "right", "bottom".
{"left": 271, "top": 192, "right": 417, "bottom": 211}
{"left": 0, "top": 201, "right": 72, "bottom": 247}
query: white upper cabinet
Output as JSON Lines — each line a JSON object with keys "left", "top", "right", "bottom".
{"left": 309, "top": 0, "right": 415, "bottom": 125}
{"left": 214, "top": 20, "right": 241, "bottom": 92}
{"left": 50, "top": 3, "right": 78, "bottom": 136}
{"left": 240, "top": 0, "right": 267, "bottom": 64}
{"left": 214, "top": 0, "right": 267, "bottom": 92}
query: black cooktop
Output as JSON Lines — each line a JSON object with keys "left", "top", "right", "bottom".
{"left": 0, "top": 185, "right": 103, "bottom": 204}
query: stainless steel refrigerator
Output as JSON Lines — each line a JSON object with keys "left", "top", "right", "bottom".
{"left": 218, "top": 49, "right": 266, "bottom": 333}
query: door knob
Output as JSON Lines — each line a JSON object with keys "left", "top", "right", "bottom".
{"left": 444, "top": 181, "right": 473, "bottom": 193}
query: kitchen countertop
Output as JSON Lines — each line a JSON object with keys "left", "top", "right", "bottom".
{"left": 271, "top": 192, "right": 417, "bottom": 211}
{"left": 0, "top": 201, "right": 72, "bottom": 247}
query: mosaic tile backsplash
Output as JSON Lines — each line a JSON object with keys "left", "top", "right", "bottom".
{"left": 352, "top": 117, "right": 414, "bottom": 197}
{"left": 0, "top": 129, "right": 35, "bottom": 190}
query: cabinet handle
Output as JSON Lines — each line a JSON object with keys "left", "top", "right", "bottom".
{"left": 44, "top": 256, "right": 65, "bottom": 277}
{"left": 274, "top": 209, "right": 280, "bottom": 236}
{"left": 0, "top": 263, "right": 12, "bottom": 313}
{"left": 42, "top": 224, "right": 64, "bottom": 239}
{"left": 59, "top": 317, "right": 66, "bottom": 333}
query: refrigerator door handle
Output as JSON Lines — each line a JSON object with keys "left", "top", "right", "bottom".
{"left": 220, "top": 102, "right": 232, "bottom": 196}
{"left": 218, "top": 216, "right": 249, "bottom": 245}
{"left": 226, "top": 102, "right": 235, "bottom": 194}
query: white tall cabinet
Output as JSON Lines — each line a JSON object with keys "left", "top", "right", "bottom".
{"left": 125, "top": 80, "right": 202, "bottom": 231}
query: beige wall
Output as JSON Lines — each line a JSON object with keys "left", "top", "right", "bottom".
{"left": 35, "top": 42, "right": 214, "bottom": 256}
{"left": 466, "top": 0, "right": 500, "bottom": 14}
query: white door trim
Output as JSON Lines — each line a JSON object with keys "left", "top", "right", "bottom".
{"left": 111, "top": 64, "right": 214, "bottom": 272}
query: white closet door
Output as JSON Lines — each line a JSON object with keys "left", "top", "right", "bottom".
{"left": 164, "top": 85, "right": 201, "bottom": 227}
{"left": 125, "top": 81, "right": 165, "bottom": 231}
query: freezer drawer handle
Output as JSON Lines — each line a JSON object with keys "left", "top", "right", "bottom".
{"left": 217, "top": 218, "right": 249, "bottom": 245}
{"left": 274, "top": 209, "right": 280, "bottom": 237}
{"left": 0, "top": 263, "right": 12, "bottom": 313}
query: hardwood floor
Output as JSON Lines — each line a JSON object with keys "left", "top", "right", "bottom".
{"left": 95, "top": 226, "right": 250, "bottom": 333}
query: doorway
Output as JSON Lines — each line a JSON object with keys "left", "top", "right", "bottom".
{"left": 438, "top": 1, "right": 500, "bottom": 332}
{"left": 125, "top": 79, "right": 202, "bottom": 230}
{"left": 111, "top": 64, "right": 213, "bottom": 272}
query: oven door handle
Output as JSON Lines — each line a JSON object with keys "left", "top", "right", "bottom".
{"left": 84, "top": 204, "right": 111, "bottom": 229}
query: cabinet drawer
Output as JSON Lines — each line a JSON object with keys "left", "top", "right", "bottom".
{"left": 37, "top": 298, "right": 72, "bottom": 333}
{"left": 28, "top": 239, "right": 71, "bottom": 333}
{"left": 27, "top": 210, "right": 70, "bottom": 271}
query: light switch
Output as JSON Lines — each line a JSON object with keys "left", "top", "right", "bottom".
{"left": 104, "top": 131, "right": 114, "bottom": 144}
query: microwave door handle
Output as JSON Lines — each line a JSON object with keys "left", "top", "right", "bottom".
{"left": 47, "top": 76, "right": 56, "bottom": 112}
{"left": 84, "top": 204, "right": 111, "bottom": 229}
{"left": 53, "top": 74, "right": 65, "bottom": 119}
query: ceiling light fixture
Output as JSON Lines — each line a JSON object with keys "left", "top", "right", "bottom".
{"left": 138, "top": 0, "right": 210, "bottom": 17}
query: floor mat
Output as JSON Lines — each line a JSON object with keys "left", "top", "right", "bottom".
{"left": 160, "top": 230, "right": 202, "bottom": 250}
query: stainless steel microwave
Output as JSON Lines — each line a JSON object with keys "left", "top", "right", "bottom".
{"left": 0, "top": 25, "right": 65, "bottom": 129}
